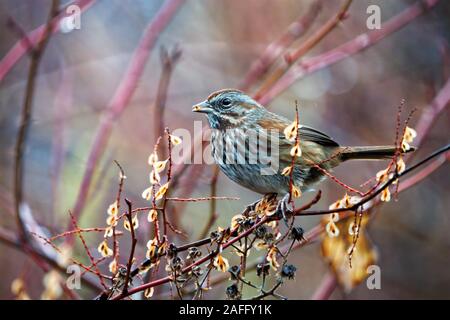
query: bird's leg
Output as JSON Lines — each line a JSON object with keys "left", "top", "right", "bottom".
{"left": 276, "top": 193, "right": 294, "bottom": 224}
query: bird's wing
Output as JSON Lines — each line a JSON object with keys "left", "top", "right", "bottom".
{"left": 256, "top": 112, "right": 339, "bottom": 147}
{"left": 256, "top": 114, "right": 341, "bottom": 170}
{"left": 298, "top": 125, "right": 340, "bottom": 147}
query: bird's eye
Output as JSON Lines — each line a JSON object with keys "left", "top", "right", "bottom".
{"left": 221, "top": 98, "right": 232, "bottom": 107}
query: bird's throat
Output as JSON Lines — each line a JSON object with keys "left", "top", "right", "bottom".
{"left": 208, "top": 113, "right": 245, "bottom": 129}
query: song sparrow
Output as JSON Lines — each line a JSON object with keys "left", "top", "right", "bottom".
{"left": 193, "top": 89, "right": 412, "bottom": 203}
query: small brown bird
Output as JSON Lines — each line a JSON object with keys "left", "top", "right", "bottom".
{"left": 193, "top": 89, "right": 412, "bottom": 207}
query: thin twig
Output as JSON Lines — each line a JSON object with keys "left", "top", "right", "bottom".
{"left": 166, "top": 196, "right": 239, "bottom": 202}
{"left": 250, "top": 281, "right": 285, "bottom": 300}
{"left": 199, "top": 166, "right": 220, "bottom": 239}
{"left": 122, "top": 198, "right": 137, "bottom": 294}
{"left": 31, "top": 232, "right": 112, "bottom": 281}
{"left": 153, "top": 46, "right": 182, "bottom": 157}
{"left": 68, "top": 210, "right": 108, "bottom": 289}
{"left": 112, "top": 160, "right": 126, "bottom": 268}
{"left": 49, "top": 227, "right": 119, "bottom": 242}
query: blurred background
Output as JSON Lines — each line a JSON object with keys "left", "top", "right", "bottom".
{"left": 0, "top": 0, "right": 449, "bottom": 299}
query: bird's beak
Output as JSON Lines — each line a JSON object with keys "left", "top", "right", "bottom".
{"left": 192, "top": 101, "right": 213, "bottom": 113}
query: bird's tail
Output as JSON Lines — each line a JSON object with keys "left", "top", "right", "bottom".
{"left": 340, "top": 145, "right": 415, "bottom": 161}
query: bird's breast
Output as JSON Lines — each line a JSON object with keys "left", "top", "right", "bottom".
{"left": 210, "top": 128, "right": 294, "bottom": 194}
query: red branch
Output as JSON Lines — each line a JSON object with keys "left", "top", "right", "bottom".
{"left": 259, "top": 0, "right": 441, "bottom": 105}
{"left": 413, "top": 76, "right": 450, "bottom": 147}
{"left": 238, "top": 0, "right": 323, "bottom": 91}
{"left": 67, "top": 0, "right": 184, "bottom": 234}
{"left": 68, "top": 211, "right": 108, "bottom": 289}
{"left": 0, "top": 0, "right": 96, "bottom": 82}
{"left": 311, "top": 272, "right": 337, "bottom": 300}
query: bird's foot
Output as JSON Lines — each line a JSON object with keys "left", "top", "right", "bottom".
{"left": 276, "top": 193, "right": 294, "bottom": 225}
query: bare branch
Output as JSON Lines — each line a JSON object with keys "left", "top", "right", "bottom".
{"left": 14, "top": 0, "right": 60, "bottom": 241}
{"left": 259, "top": 0, "right": 441, "bottom": 105}
{"left": 122, "top": 198, "right": 137, "bottom": 295}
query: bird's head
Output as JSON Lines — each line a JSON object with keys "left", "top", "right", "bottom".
{"left": 192, "top": 89, "right": 263, "bottom": 129}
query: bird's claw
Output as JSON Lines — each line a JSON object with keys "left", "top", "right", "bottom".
{"left": 276, "top": 194, "right": 294, "bottom": 226}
